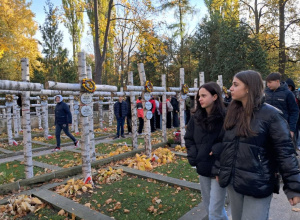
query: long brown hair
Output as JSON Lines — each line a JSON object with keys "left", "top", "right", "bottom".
{"left": 193, "top": 82, "right": 225, "bottom": 131}
{"left": 224, "top": 70, "right": 264, "bottom": 137}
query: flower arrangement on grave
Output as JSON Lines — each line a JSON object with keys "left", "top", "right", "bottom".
{"left": 81, "top": 78, "right": 96, "bottom": 93}
{"left": 181, "top": 84, "right": 189, "bottom": 94}
{"left": 40, "top": 95, "right": 48, "bottom": 101}
{"left": 223, "top": 86, "right": 228, "bottom": 94}
{"left": 74, "top": 96, "right": 80, "bottom": 101}
{"left": 5, "top": 94, "right": 13, "bottom": 102}
{"left": 145, "top": 80, "right": 153, "bottom": 93}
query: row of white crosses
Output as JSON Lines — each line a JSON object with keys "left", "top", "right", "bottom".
{"left": 46, "top": 52, "right": 118, "bottom": 182}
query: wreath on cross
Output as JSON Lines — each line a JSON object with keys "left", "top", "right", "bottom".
{"left": 82, "top": 78, "right": 96, "bottom": 93}
{"left": 181, "top": 84, "right": 189, "bottom": 95}
{"left": 5, "top": 94, "right": 14, "bottom": 102}
{"left": 40, "top": 95, "right": 48, "bottom": 101}
{"left": 145, "top": 80, "right": 153, "bottom": 93}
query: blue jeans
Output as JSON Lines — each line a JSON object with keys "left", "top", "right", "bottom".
{"left": 227, "top": 184, "right": 272, "bottom": 220}
{"left": 199, "top": 175, "right": 228, "bottom": 220}
{"left": 55, "top": 123, "right": 76, "bottom": 147}
{"left": 116, "top": 117, "right": 125, "bottom": 136}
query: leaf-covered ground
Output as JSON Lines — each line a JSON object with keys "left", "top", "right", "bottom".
{"left": 75, "top": 174, "right": 201, "bottom": 219}
{"left": 0, "top": 161, "right": 49, "bottom": 185}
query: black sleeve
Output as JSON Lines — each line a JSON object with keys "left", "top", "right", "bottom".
{"left": 184, "top": 116, "right": 197, "bottom": 166}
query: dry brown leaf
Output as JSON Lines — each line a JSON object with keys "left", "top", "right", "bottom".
{"left": 105, "top": 198, "right": 113, "bottom": 204}
{"left": 57, "top": 209, "right": 65, "bottom": 216}
{"left": 123, "top": 209, "right": 130, "bottom": 213}
{"left": 71, "top": 213, "right": 76, "bottom": 220}
{"left": 31, "top": 197, "right": 43, "bottom": 205}
{"left": 84, "top": 203, "right": 91, "bottom": 208}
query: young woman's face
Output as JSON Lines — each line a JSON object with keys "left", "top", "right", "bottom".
{"left": 230, "top": 77, "right": 248, "bottom": 104}
{"left": 198, "top": 88, "right": 217, "bottom": 112}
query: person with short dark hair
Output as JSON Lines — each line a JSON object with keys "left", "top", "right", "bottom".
{"left": 265, "top": 72, "right": 299, "bottom": 139}
{"left": 217, "top": 70, "right": 300, "bottom": 220}
{"left": 113, "top": 96, "right": 128, "bottom": 139}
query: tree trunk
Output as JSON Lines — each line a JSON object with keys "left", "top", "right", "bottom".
{"left": 98, "top": 101, "right": 103, "bottom": 129}
{"left": 36, "top": 99, "right": 42, "bottom": 129}
{"left": 109, "top": 97, "right": 114, "bottom": 126}
{"left": 41, "top": 100, "right": 49, "bottom": 139}
{"left": 13, "top": 99, "right": 19, "bottom": 138}
{"left": 94, "top": 0, "right": 102, "bottom": 84}
{"left": 161, "top": 74, "right": 167, "bottom": 143}
{"left": 278, "top": 0, "right": 286, "bottom": 76}
{"left": 78, "top": 52, "right": 92, "bottom": 181}
{"left": 128, "top": 71, "right": 138, "bottom": 149}
{"left": 194, "top": 78, "right": 198, "bottom": 112}
{"left": 21, "top": 58, "right": 33, "bottom": 179}
{"left": 138, "top": 63, "right": 151, "bottom": 157}
{"left": 69, "top": 95, "right": 75, "bottom": 132}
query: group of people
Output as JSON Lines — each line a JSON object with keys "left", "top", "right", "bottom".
{"left": 185, "top": 70, "right": 300, "bottom": 220}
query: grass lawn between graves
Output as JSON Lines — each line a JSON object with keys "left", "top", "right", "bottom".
{"left": 75, "top": 174, "right": 201, "bottom": 219}
{"left": 152, "top": 157, "right": 199, "bottom": 183}
{"left": 95, "top": 143, "right": 122, "bottom": 154}
{"left": 34, "top": 151, "right": 82, "bottom": 168}
{"left": 0, "top": 161, "right": 48, "bottom": 185}
{"left": 113, "top": 137, "right": 145, "bottom": 145}
{"left": 0, "top": 143, "right": 49, "bottom": 152}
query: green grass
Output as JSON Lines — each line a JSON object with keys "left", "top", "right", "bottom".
{"left": 77, "top": 175, "right": 201, "bottom": 219}
{"left": 152, "top": 158, "right": 199, "bottom": 183}
{"left": 33, "top": 151, "right": 82, "bottom": 168}
{"left": 0, "top": 161, "right": 46, "bottom": 185}
{"left": 95, "top": 143, "right": 123, "bottom": 154}
{"left": 113, "top": 137, "right": 145, "bottom": 145}
{"left": 0, "top": 143, "right": 48, "bottom": 152}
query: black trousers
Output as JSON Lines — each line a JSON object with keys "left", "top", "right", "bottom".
{"left": 138, "top": 117, "right": 144, "bottom": 134}
{"left": 127, "top": 116, "right": 132, "bottom": 133}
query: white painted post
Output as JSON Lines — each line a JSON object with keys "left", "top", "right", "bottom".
{"left": 13, "top": 98, "right": 19, "bottom": 138}
{"left": 74, "top": 96, "right": 79, "bottom": 134}
{"left": 199, "top": 72, "right": 205, "bottom": 86}
{"left": 217, "top": 75, "right": 223, "bottom": 89}
{"left": 6, "top": 105, "right": 13, "bottom": 145}
{"left": 128, "top": 71, "right": 138, "bottom": 149}
{"left": 78, "top": 52, "right": 92, "bottom": 180}
{"left": 69, "top": 95, "right": 75, "bottom": 132}
{"left": 137, "top": 63, "right": 151, "bottom": 157}
{"left": 109, "top": 96, "right": 114, "bottom": 126}
{"left": 98, "top": 99, "right": 104, "bottom": 129}
{"left": 36, "top": 98, "right": 42, "bottom": 129}
{"left": 87, "top": 65, "right": 96, "bottom": 161}
{"left": 162, "top": 74, "right": 167, "bottom": 142}
{"left": 21, "top": 58, "right": 33, "bottom": 178}
{"left": 179, "top": 68, "right": 186, "bottom": 147}
{"left": 194, "top": 78, "right": 198, "bottom": 110}
{"left": 41, "top": 97, "right": 49, "bottom": 139}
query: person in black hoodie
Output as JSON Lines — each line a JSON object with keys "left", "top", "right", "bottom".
{"left": 53, "top": 95, "right": 79, "bottom": 152}
{"left": 125, "top": 97, "right": 132, "bottom": 134}
{"left": 218, "top": 70, "right": 300, "bottom": 220}
{"left": 170, "top": 96, "right": 179, "bottom": 127}
{"left": 185, "top": 82, "right": 228, "bottom": 220}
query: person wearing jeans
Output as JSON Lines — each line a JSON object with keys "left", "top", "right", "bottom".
{"left": 53, "top": 95, "right": 78, "bottom": 152}
{"left": 113, "top": 96, "right": 128, "bottom": 139}
{"left": 185, "top": 82, "right": 228, "bottom": 220}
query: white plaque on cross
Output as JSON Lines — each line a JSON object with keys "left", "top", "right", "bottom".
{"left": 80, "top": 93, "right": 93, "bottom": 104}
{"left": 81, "top": 105, "right": 93, "bottom": 117}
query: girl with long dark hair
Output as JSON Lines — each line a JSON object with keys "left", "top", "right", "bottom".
{"left": 218, "top": 70, "right": 300, "bottom": 220}
{"left": 185, "top": 82, "right": 228, "bottom": 220}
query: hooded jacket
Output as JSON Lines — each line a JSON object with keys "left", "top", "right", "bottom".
{"left": 54, "top": 95, "right": 72, "bottom": 125}
{"left": 218, "top": 103, "right": 300, "bottom": 198}
{"left": 265, "top": 82, "right": 299, "bottom": 132}
{"left": 136, "top": 99, "right": 144, "bottom": 118}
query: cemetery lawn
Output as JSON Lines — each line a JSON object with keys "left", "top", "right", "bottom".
{"left": 77, "top": 175, "right": 201, "bottom": 219}
{"left": 15, "top": 204, "right": 66, "bottom": 220}
{"left": 34, "top": 151, "right": 82, "bottom": 168}
{"left": 113, "top": 137, "right": 145, "bottom": 145}
{"left": 0, "top": 143, "right": 48, "bottom": 152}
{"left": 152, "top": 157, "right": 199, "bottom": 183}
{"left": 95, "top": 143, "right": 121, "bottom": 154}
{"left": 0, "top": 161, "right": 47, "bottom": 185}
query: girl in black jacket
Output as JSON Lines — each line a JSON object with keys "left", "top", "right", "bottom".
{"left": 218, "top": 70, "right": 300, "bottom": 220}
{"left": 185, "top": 82, "right": 228, "bottom": 220}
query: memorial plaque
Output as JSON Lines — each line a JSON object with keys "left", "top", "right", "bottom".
{"left": 80, "top": 93, "right": 93, "bottom": 104}
{"left": 145, "top": 101, "right": 152, "bottom": 110}
{"left": 144, "top": 92, "right": 151, "bottom": 101}
{"left": 81, "top": 105, "right": 92, "bottom": 117}
{"left": 181, "top": 94, "right": 187, "bottom": 100}
{"left": 146, "top": 111, "right": 153, "bottom": 120}
{"left": 73, "top": 104, "right": 79, "bottom": 110}
{"left": 41, "top": 101, "right": 47, "bottom": 106}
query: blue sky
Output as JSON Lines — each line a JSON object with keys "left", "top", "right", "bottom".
{"left": 28, "top": 0, "right": 207, "bottom": 58}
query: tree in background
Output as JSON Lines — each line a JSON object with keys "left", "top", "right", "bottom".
{"left": 62, "top": 0, "right": 85, "bottom": 64}
{"left": 160, "top": 0, "right": 196, "bottom": 67}
{"left": 205, "top": 0, "right": 239, "bottom": 20}
{"left": 39, "top": 0, "right": 76, "bottom": 83}
{"left": 192, "top": 14, "right": 268, "bottom": 87}
{"left": 0, "top": 0, "right": 40, "bottom": 80}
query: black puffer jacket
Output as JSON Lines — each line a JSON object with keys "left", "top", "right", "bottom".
{"left": 265, "top": 82, "right": 299, "bottom": 132}
{"left": 218, "top": 103, "right": 300, "bottom": 198}
{"left": 184, "top": 115, "right": 224, "bottom": 177}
